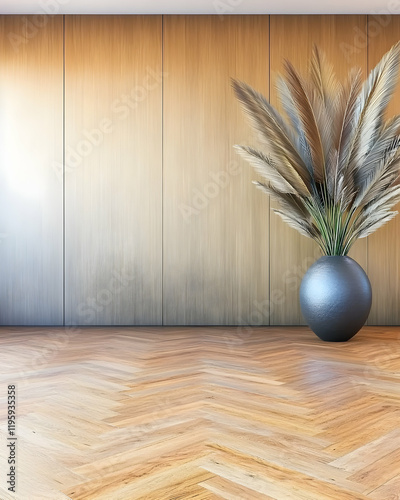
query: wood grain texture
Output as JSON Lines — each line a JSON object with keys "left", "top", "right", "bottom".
{"left": 64, "top": 16, "right": 162, "bottom": 325}
{"left": 163, "top": 16, "right": 270, "bottom": 325}
{"left": 1, "top": 326, "right": 400, "bottom": 498}
{"left": 269, "top": 15, "right": 368, "bottom": 325}
{"left": 0, "top": 16, "right": 63, "bottom": 325}
{"left": 367, "top": 16, "right": 400, "bottom": 325}
{"left": 1, "top": 14, "right": 400, "bottom": 328}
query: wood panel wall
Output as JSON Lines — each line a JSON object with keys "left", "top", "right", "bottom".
{"left": 64, "top": 16, "right": 162, "bottom": 325}
{"left": 0, "top": 16, "right": 63, "bottom": 325}
{"left": 163, "top": 16, "right": 269, "bottom": 325}
{"left": 367, "top": 16, "right": 400, "bottom": 325}
{"left": 269, "top": 15, "right": 368, "bottom": 325}
{"left": 0, "top": 15, "right": 399, "bottom": 326}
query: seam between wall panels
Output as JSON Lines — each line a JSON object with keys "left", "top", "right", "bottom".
{"left": 62, "top": 14, "right": 66, "bottom": 326}
{"left": 268, "top": 15, "right": 271, "bottom": 326}
{"left": 161, "top": 15, "right": 164, "bottom": 326}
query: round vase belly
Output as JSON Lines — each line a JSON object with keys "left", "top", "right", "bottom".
{"left": 299, "top": 256, "right": 372, "bottom": 342}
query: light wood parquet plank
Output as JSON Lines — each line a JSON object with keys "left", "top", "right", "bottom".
{"left": 1, "top": 326, "right": 400, "bottom": 498}
{"left": 200, "top": 475, "right": 276, "bottom": 499}
{"left": 330, "top": 428, "right": 400, "bottom": 472}
{"left": 203, "top": 451, "right": 371, "bottom": 500}
{"left": 369, "top": 474, "right": 400, "bottom": 499}
{"left": 348, "top": 446, "right": 400, "bottom": 494}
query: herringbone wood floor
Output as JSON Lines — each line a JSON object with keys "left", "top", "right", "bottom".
{"left": 1, "top": 327, "right": 400, "bottom": 499}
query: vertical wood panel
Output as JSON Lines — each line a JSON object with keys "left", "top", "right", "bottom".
{"left": 3, "top": 14, "right": 397, "bottom": 327}
{"left": 0, "top": 16, "right": 63, "bottom": 325}
{"left": 269, "top": 15, "right": 368, "bottom": 325}
{"left": 65, "top": 16, "right": 162, "bottom": 325}
{"left": 163, "top": 16, "right": 269, "bottom": 325}
{"left": 367, "top": 16, "right": 400, "bottom": 325}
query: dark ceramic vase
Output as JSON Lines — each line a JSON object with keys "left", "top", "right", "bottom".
{"left": 299, "top": 256, "right": 372, "bottom": 342}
